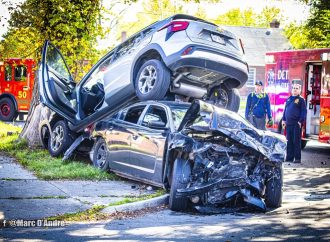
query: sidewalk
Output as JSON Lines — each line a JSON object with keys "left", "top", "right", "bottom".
{"left": 0, "top": 154, "right": 164, "bottom": 220}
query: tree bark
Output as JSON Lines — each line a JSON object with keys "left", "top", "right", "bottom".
{"left": 19, "top": 75, "right": 51, "bottom": 148}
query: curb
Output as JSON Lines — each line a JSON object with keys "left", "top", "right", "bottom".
{"left": 101, "top": 194, "right": 169, "bottom": 214}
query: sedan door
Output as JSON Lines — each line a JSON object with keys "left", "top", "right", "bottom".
{"left": 108, "top": 105, "right": 147, "bottom": 175}
{"left": 129, "top": 104, "right": 169, "bottom": 184}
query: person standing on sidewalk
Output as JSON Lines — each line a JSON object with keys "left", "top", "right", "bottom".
{"left": 282, "top": 83, "right": 307, "bottom": 163}
{"left": 245, "top": 81, "right": 273, "bottom": 130}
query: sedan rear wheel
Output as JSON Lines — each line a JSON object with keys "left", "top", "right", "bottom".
{"left": 135, "top": 59, "right": 170, "bottom": 100}
{"left": 92, "top": 138, "right": 109, "bottom": 171}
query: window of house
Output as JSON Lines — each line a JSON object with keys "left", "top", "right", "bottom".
{"left": 246, "top": 68, "right": 256, "bottom": 87}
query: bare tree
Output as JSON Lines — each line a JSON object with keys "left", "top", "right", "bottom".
{"left": 19, "top": 75, "right": 51, "bottom": 147}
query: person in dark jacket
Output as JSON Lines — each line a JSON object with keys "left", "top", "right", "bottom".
{"left": 282, "top": 83, "right": 307, "bottom": 163}
{"left": 245, "top": 81, "right": 273, "bottom": 130}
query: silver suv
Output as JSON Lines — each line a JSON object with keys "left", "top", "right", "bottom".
{"left": 39, "top": 14, "right": 248, "bottom": 157}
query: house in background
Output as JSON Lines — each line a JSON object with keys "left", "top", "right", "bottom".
{"left": 225, "top": 21, "right": 292, "bottom": 99}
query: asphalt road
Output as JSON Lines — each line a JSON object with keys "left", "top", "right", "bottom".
{"left": 1, "top": 142, "right": 329, "bottom": 241}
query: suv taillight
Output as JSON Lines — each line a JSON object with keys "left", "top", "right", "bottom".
{"left": 158, "top": 21, "right": 189, "bottom": 33}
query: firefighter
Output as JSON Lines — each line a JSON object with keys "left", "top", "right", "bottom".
{"left": 282, "top": 83, "right": 307, "bottom": 163}
{"left": 245, "top": 81, "right": 273, "bottom": 130}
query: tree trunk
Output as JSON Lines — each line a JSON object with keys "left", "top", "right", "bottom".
{"left": 19, "top": 74, "right": 51, "bottom": 148}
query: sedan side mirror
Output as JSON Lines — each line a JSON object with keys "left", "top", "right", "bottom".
{"left": 148, "top": 120, "right": 166, "bottom": 129}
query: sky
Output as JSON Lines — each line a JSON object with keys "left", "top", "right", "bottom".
{"left": 0, "top": 0, "right": 310, "bottom": 41}
{"left": 116, "top": 0, "right": 309, "bottom": 24}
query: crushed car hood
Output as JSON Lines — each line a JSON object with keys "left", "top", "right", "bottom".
{"left": 167, "top": 100, "right": 286, "bottom": 212}
{"left": 178, "top": 100, "right": 286, "bottom": 163}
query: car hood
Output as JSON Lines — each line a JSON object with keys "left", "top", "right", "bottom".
{"left": 177, "top": 100, "right": 286, "bottom": 162}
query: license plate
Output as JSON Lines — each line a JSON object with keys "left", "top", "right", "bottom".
{"left": 211, "top": 34, "right": 225, "bottom": 45}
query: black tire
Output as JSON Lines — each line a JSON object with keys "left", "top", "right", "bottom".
{"left": 0, "top": 97, "right": 17, "bottom": 121}
{"left": 92, "top": 138, "right": 109, "bottom": 171}
{"left": 208, "top": 86, "right": 240, "bottom": 112}
{"left": 169, "top": 158, "right": 191, "bottom": 212}
{"left": 265, "top": 165, "right": 283, "bottom": 208}
{"left": 301, "top": 140, "right": 308, "bottom": 150}
{"left": 135, "top": 59, "right": 170, "bottom": 100}
{"left": 40, "top": 125, "right": 50, "bottom": 149}
{"left": 48, "top": 120, "right": 74, "bottom": 157}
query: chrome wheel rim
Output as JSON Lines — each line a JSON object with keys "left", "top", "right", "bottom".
{"left": 96, "top": 142, "right": 107, "bottom": 168}
{"left": 51, "top": 125, "right": 64, "bottom": 152}
{"left": 138, "top": 65, "right": 157, "bottom": 94}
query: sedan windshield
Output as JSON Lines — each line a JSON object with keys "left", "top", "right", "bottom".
{"left": 171, "top": 107, "right": 189, "bottom": 130}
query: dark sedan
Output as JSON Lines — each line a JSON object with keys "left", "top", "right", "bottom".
{"left": 91, "top": 100, "right": 286, "bottom": 212}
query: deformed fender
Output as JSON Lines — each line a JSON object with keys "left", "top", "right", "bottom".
{"left": 162, "top": 132, "right": 195, "bottom": 188}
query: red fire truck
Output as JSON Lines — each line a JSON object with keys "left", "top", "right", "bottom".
{"left": 0, "top": 58, "right": 35, "bottom": 121}
{"left": 265, "top": 48, "right": 330, "bottom": 148}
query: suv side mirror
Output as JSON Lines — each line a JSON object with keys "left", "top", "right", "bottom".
{"left": 148, "top": 120, "right": 166, "bottom": 129}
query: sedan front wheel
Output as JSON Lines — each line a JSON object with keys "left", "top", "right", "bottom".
{"left": 169, "top": 158, "right": 191, "bottom": 212}
{"left": 265, "top": 165, "right": 283, "bottom": 208}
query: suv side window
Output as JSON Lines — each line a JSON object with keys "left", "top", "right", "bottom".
{"left": 141, "top": 106, "right": 168, "bottom": 128}
{"left": 142, "top": 27, "right": 154, "bottom": 38}
{"left": 113, "top": 34, "right": 143, "bottom": 61}
{"left": 123, "top": 105, "right": 146, "bottom": 124}
{"left": 14, "top": 65, "right": 27, "bottom": 81}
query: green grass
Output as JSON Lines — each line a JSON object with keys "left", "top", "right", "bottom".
{"left": 0, "top": 122, "right": 116, "bottom": 180}
{"left": 0, "top": 122, "right": 22, "bottom": 137}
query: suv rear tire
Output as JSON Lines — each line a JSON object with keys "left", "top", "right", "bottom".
{"left": 135, "top": 59, "right": 170, "bottom": 100}
{"left": 208, "top": 86, "right": 240, "bottom": 112}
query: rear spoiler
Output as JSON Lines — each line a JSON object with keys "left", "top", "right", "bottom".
{"left": 170, "top": 14, "right": 217, "bottom": 26}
